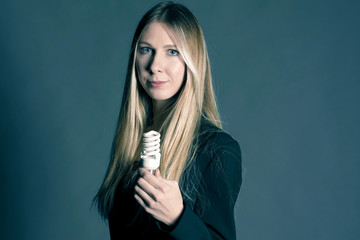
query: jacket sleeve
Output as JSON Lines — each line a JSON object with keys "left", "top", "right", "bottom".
{"left": 159, "top": 132, "right": 242, "bottom": 239}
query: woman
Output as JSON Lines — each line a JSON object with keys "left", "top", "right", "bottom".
{"left": 94, "top": 1, "right": 242, "bottom": 239}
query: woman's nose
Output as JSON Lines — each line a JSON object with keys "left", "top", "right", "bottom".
{"left": 148, "top": 52, "right": 163, "bottom": 74}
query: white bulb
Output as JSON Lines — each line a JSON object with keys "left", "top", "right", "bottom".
{"left": 140, "top": 130, "right": 161, "bottom": 174}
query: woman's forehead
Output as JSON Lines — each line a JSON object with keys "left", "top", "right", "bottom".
{"left": 139, "top": 22, "right": 178, "bottom": 47}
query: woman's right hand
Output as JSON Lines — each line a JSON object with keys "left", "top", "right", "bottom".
{"left": 134, "top": 168, "right": 184, "bottom": 226}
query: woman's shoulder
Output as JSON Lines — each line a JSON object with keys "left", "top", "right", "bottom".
{"left": 181, "top": 118, "right": 242, "bottom": 207}
{"left": 198, "top": 118, "right": 241, "bottom": 154}
{"left": 195, "top": 118, "right": 242, "bottom": 196}
{"left": 193, "top": 119, "right": 242, "bottom": 178}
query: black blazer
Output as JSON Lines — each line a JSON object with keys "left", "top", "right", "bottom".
{"left": 108, "top": 120, "right": 242, "bottom": 239}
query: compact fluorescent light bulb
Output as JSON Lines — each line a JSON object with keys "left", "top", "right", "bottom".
{"left": 140, "top": 130, "right": 161, "bottom": 174}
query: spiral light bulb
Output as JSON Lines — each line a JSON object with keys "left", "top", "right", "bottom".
{"left": 140, "top": 130, "right": 161, "bottom": 174}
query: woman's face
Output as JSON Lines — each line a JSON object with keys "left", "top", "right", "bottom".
{"left": 136, "top": 22, "right": 186, "bottom": 105}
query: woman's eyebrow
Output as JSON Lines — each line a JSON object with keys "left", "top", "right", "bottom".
{"left": 138, "top": 41, "right": 152, "bottom": 46}
{"left": 163, "top": 44, "right": 177, "bottom": 49}
{"left": 138, "top": 41, "right": 177, "bottom": 49}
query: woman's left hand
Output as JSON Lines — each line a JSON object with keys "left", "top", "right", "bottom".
{"left": 134, "top": 168, "right": 184, "bottom": 226}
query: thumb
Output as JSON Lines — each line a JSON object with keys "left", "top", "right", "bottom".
{"left": 155, "top": 168, "right": 162, "bottom": 178}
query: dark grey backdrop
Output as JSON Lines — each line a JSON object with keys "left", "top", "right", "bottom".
{"left": 1, "top": 0, "right": 359, "bottom": 239}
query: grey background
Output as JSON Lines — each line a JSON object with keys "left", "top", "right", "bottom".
{"left": 1, "top": 0, "right": 359, "bottom": 239}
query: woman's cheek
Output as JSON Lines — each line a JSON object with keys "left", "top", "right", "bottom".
{"left": 172, "top": 60, "right": 185, "bottom": 78}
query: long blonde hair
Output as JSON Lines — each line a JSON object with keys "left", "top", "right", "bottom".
{"left": 94, "top": 1, "right": 221, "bottom": 219}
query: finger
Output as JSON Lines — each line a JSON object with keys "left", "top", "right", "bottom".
{"left": 138, "top": 168, "right": 164, "bottom": 189}
{"left": 134, "top": 184, "right": 154, "bottom": 207}
{"left": 134, "top": 193, "right": 145, "bottom": 207}
{"left": 137, "top": 177, "right": 158, "bottom": 200}
{"left": 134, "top": 193, "right": 149, "bottom": 210}
{"left": 154, "top": 168, "right": 161, "bottom": 178}
{"left": 134, "top": 194, "right": 156, "bottom": 217}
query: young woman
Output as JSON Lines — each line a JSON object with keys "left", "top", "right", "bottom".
{"left": 94, "top": 1, "right": 242, "bottom": 239}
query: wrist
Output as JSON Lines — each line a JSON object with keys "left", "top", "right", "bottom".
{"left": 158, "top": 202, "right": 186, "bottom": 232}
{"left": 168, "top": 202, "right": 184, "bottom": 226}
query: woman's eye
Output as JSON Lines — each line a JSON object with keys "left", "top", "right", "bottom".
{"left": 168, "top": 49, "right": 179, "bottom": 56}
{"left": 139, "top": 47, "right": 152, "bottom": 54}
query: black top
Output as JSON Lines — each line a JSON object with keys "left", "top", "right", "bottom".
{"left": 108, "top": 120, "right": 242, "bottom": 239}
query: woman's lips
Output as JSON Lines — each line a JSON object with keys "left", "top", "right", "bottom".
{"left": 149, "top": 81, "right": 166, "bottom": 87}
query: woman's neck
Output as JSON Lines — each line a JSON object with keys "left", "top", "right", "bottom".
{"left": 151, "top": 100, "right": 169, "bottom": 130}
